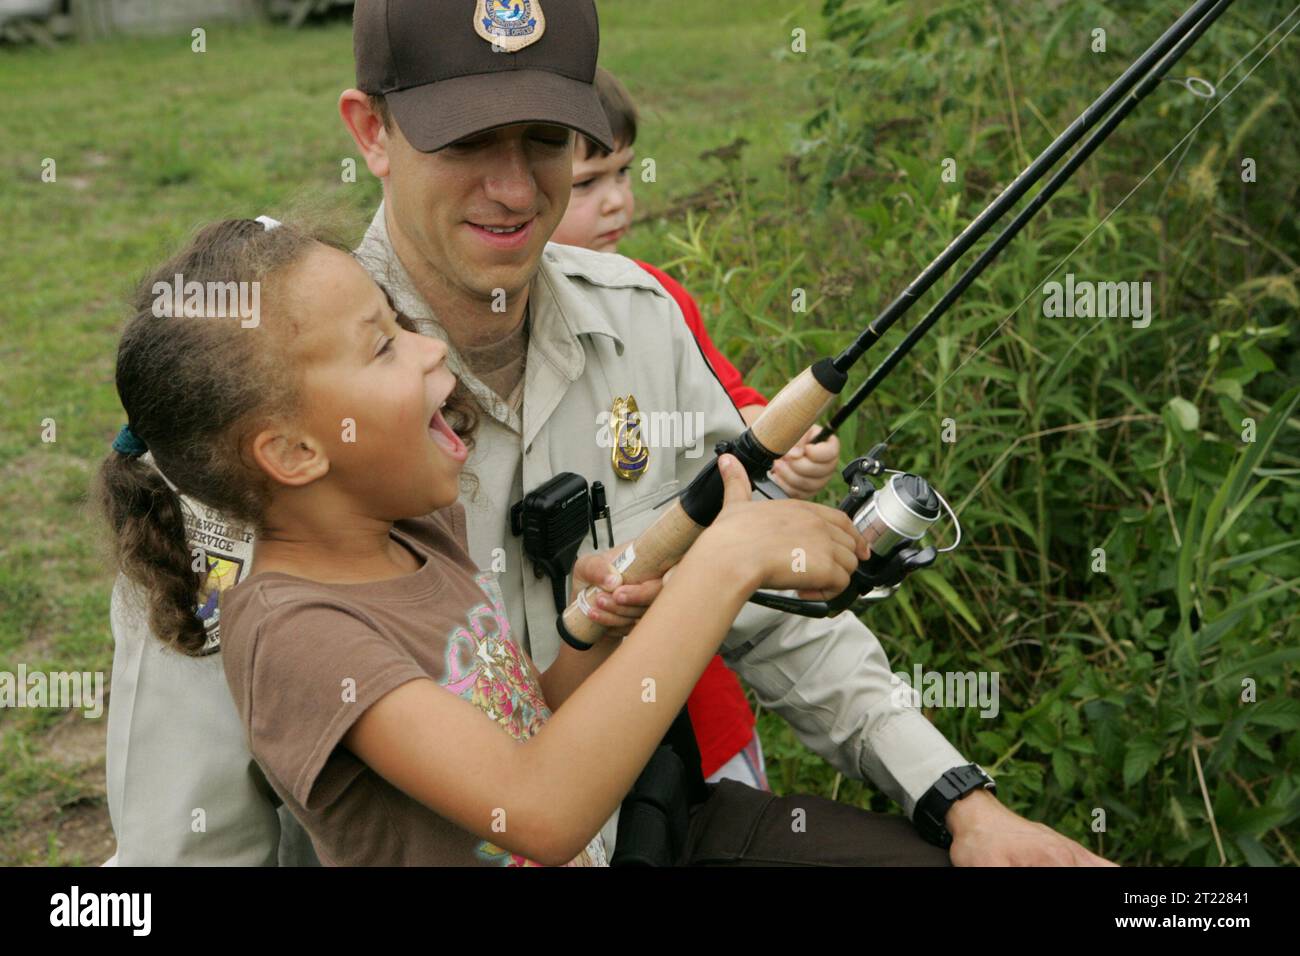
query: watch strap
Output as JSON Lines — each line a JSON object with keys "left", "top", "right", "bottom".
{"left": 913, "top": 764, "right": 996, "bottom": 849}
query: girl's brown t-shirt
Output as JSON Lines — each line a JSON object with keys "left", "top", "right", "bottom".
{"left": 218, "top": 504, "right": 608, "bottom": 867}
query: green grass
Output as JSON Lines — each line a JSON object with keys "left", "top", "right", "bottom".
{"left": 667, "top": 0, "right": 1300, "bottom": 865}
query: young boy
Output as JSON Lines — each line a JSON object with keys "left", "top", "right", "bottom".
{"left": 552, "top": 68, "right": 843, "bottom": 790}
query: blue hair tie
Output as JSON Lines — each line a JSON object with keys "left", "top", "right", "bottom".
{"left": 112, "top": 424, "right": 148, "bottom": 457}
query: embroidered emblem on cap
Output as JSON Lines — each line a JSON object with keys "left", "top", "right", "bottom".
{"left": 610, "top": 394, "right": 649, "bottom": 481}
{"left": 474, "top": 0, "right": 546, "bottom": 53}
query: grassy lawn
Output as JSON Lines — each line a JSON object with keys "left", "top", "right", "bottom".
{"left": 0, "top": 0, "right": 822, "bottom": 865}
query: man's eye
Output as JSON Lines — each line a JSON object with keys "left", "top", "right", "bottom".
{"left": 446, "top": 138, "right": 487, "bottom": 153}
{"left": 532, "top": 134, "right": 570, "bottom": 148}
{"left": 378, "top": 336, "right": 396, "bottom": 357}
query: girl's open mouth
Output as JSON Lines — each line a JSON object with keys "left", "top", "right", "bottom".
{"left": 429, "top": 407, "right": 468, "bottom": 463}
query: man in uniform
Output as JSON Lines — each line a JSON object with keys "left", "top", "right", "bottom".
{"left": 104, "top": 0, "right": 1111, "bottom": 867}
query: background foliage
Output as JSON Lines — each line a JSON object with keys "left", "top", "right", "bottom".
{"left": 625, "top": 0, "right": 1299, "bottom": 866}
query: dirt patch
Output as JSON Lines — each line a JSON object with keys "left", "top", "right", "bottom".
{"left": 7, "top": 800, "right": 117, "bottom": 867}
{"left": 3, "top": 707, "right": 114, "bottom": 867}
{"left": 45, "top": 701, "right": 109, "bottom": 766}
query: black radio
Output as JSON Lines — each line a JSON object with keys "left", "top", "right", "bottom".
{"left": 510, "top": 473, "right": 614, "bottom": 614}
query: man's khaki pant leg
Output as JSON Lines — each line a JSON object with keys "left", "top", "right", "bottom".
{"left": 679, "top": 779, "right": 952, "bottom": 866}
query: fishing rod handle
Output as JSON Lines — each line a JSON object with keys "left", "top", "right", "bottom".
{"left": 558, "top": 358, "right": 847, "bottom": 648}
{"left": 750, "top": 362, "right": 843, "bottom": 453}
{"left": 559, "top": 499, "right": 706, "bottom": 647}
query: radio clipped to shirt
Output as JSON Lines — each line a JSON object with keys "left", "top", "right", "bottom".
{"left": 510, "top": 473, "right": 616, "bottom": 627}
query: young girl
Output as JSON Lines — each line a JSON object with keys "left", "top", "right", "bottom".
{"left": 94, "top": 216, "right": 867, "bottom": 866}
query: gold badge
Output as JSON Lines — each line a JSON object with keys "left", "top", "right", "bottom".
{"left": 474, "top": 0, "right": 546, "bottom": 53}
{"left": 610, "top": 394, "right": 649, "bottom": 481}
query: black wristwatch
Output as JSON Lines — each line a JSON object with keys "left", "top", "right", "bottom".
{"left": 913, "top": 764, "right": 997, "bottom": 849}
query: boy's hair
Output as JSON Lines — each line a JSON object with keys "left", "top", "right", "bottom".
{"left": 578, "top": 67, "right": 638, "bottom": 160}
{"left": 93, "top": 215, "right": 477, "bottom": 657}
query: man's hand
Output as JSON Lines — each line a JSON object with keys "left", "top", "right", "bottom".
{"left": 946, "top": 789, "right": 1117, "bottom": 866}
{"left": 771, "top": 425, "right": 840, "bottom": 499}
{"left": 569, "top": 545, "right": 665, "bottom": 639}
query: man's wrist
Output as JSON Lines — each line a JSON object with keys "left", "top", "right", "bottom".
{"left": 913, "top": 763, "right": 997, "bottom": 847}
{"left": 945, "top": 785, "right": 1000, "bottom": 836}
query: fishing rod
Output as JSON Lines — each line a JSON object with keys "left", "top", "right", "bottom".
{"left": 813, "top": 0, "right": 1237, "bottom": 441}
{"left": 556, "top": 0, "right": 1237, "bottom": 651}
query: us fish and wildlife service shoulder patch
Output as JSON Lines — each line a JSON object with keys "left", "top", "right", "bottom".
{"left": 474, "top": 0, "right": 546, "bottom": 53}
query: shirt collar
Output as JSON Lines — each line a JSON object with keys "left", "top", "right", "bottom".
{"left": 535, "top": 245, "right": 626, "bottom": 355}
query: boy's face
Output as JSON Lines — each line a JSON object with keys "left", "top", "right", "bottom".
{"left": 551, "top": 142, "right": 636, "bottom": 253}
{"left": 276, "top": 245, "right": 467, "bottom": 516}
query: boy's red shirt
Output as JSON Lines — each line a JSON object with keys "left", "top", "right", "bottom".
{"left": 635, "top": 261, "right": 769, "bottom": 411}
{"left": 635, "top": 259, "right": 765, "bottom": 777}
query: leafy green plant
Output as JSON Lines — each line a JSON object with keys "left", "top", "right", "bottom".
{"left": 652, "top": 0, "right": 1299, "bottom": 864}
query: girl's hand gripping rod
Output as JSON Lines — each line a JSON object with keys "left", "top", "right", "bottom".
{"left": 746, "top": 442, "right": 962, "bottom": 618}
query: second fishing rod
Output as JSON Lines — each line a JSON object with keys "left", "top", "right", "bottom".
{"left": 556, "top": 0, "right": 1237, "bottom": 651}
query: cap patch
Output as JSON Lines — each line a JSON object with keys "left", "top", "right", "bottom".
{"left": 474, "top": 0, "right": 546, "bottom": 53}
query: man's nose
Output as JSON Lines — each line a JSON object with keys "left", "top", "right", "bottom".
{"left": 481, "top": 139, "right": 536, "bottom": 210}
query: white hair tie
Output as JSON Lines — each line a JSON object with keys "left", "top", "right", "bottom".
{"left": 142, "top": 452, "right": 181, "bottom": 495}
{"left": 255, "top": 216, "right": 282, "bottom": 231}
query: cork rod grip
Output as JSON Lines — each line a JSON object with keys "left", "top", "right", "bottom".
{"left": 749, "top": 366, "right": 837, "bottom": 455}
{"left": 560, "top": 498, "right": 706, "bottom": 646}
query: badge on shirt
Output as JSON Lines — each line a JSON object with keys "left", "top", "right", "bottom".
{"left": 474, "top": 0, "right": 546, "bottom": 53}
{"left": 610, "top": 394, "right": 649, "bottom": 480}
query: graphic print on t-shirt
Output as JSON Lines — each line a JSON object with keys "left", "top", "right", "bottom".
{"left": 442, "top": 571, "right": 608, "bottom": 867}
{"left": 442, "top": 570, "right": 550, "bottom": 738}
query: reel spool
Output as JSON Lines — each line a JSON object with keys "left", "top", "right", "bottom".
{"left": 747, "top": 444, "right": 961, "bottom": 617}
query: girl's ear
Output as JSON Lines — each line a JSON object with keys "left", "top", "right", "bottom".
{"left": 251, "top": 427, "right": 330, "bottom": 488}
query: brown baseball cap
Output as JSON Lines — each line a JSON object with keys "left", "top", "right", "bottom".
{"left": 354, "top": 0, "right": 614, "bottom": 154}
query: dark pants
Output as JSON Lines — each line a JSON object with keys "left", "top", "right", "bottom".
{"left": 677, "top": 779, "right": 952, "bottom": 867}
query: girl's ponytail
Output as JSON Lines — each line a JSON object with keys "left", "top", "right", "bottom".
{"left": 96, "top": 441, "right": 209, "bottom": 655}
